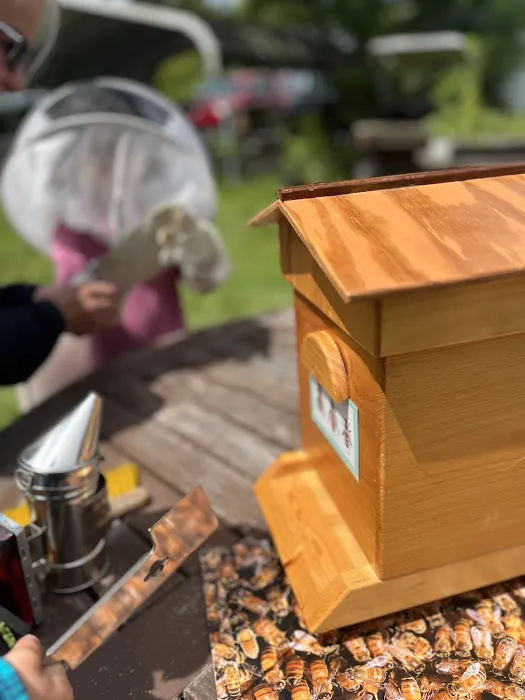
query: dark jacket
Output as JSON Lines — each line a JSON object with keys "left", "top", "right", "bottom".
{"left": 0, "top": 284, "right": 64, "bottom": 386}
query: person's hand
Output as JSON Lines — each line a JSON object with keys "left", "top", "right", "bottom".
{"left": 4, "top": 635, "right": 73, "bottom": 700}
{"left": 34, "top": 281, "right": 121, "bottom": 336}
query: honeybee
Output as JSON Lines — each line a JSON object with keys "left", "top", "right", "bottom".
{"left": 261, "top": 647, "right": 279, "bottom": 671}
{"left": 225, "top": 666, "right": 242, "bottom": 699}
{"left": 509, "top": 645, "right": 525, "bottom": 684}
{"left": 400, "top": 618, "right": 428, "bottom": 635}
{"left": 483, "top": 680, "right": 507, "bottom": 698}
{"left": 419, "top": 675, "right": 443, "bottom": 697}
{"left": 355, "top": 665, "right": 387, "bottom": 698}
{"left": 495, "top": 593, "right": 521, "bottom": 616}
{"left": 212, "top": 643, "right": 237, "bottom": 665}
{"left": 291, "top": 630, "right": 338, "bottom": 657}
{"left": 400, "top": 676, "right": 422, "bottom": 700}
{"left": 220, "top": 559, "right": 239, "bottom": 588}
{"left": 253, "top": 682, "right": 277, "bottom": 700}
{"left": 387, "top": 644, "right": 424, "bottom": 673}
{"left": 435, "top": 625, "right": 454, "bottom": 657}
{"left": 423, "top": 604, "right": 446, "bottom": 629}
{"left": 292, "top": 680, "right": 312, "bottom": 700}
{"left": 267, "top": 587, "right": 291, "bottom": 618}
{"left": 207, "top": 604, "right": 222, "bottom": 625}
{"left": 230, "top": 612, "right": 249, "bottom": 629}
{"left": 259, "top": 647, "right": 284, "bottom": 689}
{"left": 504, "top": 685, "right": 525, "bottom": 700}
{"left": 471, "top": 625, "right": 494, "bottom": 661}
{"left": 254, "top": 619, "right": 287, "bottom": 648}
{"left": 251, "top": 564, "right": 280, "bottom": 591}
{"left": 493, "top": 637, "right": 518, "bottom": 674}
{"left": 215, "top": 675, "right": 230, "bottom": 700}
{"left": 343, "top": 633, "right": 372, "bottom": 662}
{"left": 448, "top": 662, "right": 486, "bottom": 697}
{"left": 265, "top": 666, "right": 286, "bottom": 691}
{"left": 310, "top": 659, "right": 334, "bottom": 700}
{"left": 504, "top": 613, "right": 523, "bottom": 636}
{"left": 385, "top": 681, "right": 405, "bottom": 700}
{"left": 396, "top": 632, "right": 433, "bottom": 662}
{"left": 470, "top": 600, "right": 505, "bottom": 638}
{"left": 232, "top": 590, "right": 269, "bottom": 616}
{"left": 434, "top": 659, "right": 472, "bottom": 676}
{"left": 336, "top": 671, "right": 360, "bottom": 693}
{"left": 367, "top": 631, "right": 389, "bottom": 658}
{"left": 237, "top": 627, "right": 259, "bottom": 660}
{"left": 286, "top": 656, "right": 306, "bottom": 687}
{"left": 204, "top": 582, "right": 217, "bottom": 606}
{"left": 454, "top": 620, "right": 473, "bottom": 657}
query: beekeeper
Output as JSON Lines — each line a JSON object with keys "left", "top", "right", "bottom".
{"left": 1, "top": 76, "right": 230, "bottom": 410}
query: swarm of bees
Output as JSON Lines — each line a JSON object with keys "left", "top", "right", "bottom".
{"left": 201, "top": 540, "right": 525, "bottom": 700}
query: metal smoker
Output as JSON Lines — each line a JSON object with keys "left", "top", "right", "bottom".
{"left": 15, "top": 392, "right": 111, "bottom": 594}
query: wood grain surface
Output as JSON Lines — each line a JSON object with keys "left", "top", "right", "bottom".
{"left": 0, "top": 311, "right": 297, "bottom": 699}
{"left": 282, "top": 173, "right": 525, "bottom": 302}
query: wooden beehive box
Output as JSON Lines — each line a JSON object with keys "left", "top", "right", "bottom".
{"left": 251, "top": 164, "right": 525, "bottom": 634}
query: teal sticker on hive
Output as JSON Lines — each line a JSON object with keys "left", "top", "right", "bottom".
{"left": 309, "top": 374, "right": 359, "bottom": 482}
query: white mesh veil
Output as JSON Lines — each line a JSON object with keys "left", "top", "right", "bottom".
{"left": 0, "top": 77, "right": 218, "bottom": 253}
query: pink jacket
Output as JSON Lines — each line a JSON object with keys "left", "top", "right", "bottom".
{"left": 52, "top": 224, "right": 185, "bottom": 367}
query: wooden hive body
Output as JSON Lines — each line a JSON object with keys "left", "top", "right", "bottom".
{"left": 251, "top": 164, "right": 525, "bottom": 633}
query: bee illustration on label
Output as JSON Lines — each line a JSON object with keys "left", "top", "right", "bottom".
{"left": 343, "top": 418, "right": 352, "bottom": 451}
{"left": 328, "top": 398, "right": 337, "bottom": 433}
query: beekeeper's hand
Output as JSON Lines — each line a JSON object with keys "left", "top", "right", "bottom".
{"left": 4, "top": 635, "right": 73, "bottom": 700}
{"left": 34, "top": 281, "right": 121, "bottom": 336}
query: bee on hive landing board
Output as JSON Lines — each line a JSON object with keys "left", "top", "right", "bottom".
{"left": 267, "top": 586, "right": 291, "bottom": 618}
{"left": 434, "top": 624, "right": 454, "bottom": 657}
{"left": 286, "top": 656, "right": 306, "bottom": 687}
{"left": 509, "top": 645, "right": 525, "bottom": 684}
{"left": 292, "top": 679, "right": 312, "bottom": 700}
{"left": 253, "top": 682, "right": 277, "bottom": 700}
{"left": 310, "top": 659, "right": 335, "bottom": 700}
{"left": 225, "top": 666, "right": 243, "bottom": 700}
{"left": 387, "top": 644, "right": 424, "bottom": 673}
{"left": 434, "top": 659, "right": 472, "bottom": 676}
{"left": 471, "top": 625, "right": 494, "bottom": 661}
{"left": 236, "top": 627, "right": 259, "bottom": 660}
{"left": 291, "top": 630, "right": 338, "bottom": 657}
{"left": 453, "top": 620, "right": 474, "bottom": 657}
{"left": 254, "top": 619, "right": 287, "bottom": 649}
{"left": 343, "top": 633, "right": 372, "bottom": 662}
{"left": 400, "top": 676, "right": 422, "bottom": 700}
{"left": 419, "top": 674, "right": 443, "bottom": 698}
{"left": 399, "top": 618, "right": 428, "bottom": 635}
{"left": 367, "top": 631, "right": 390, "bottom": 658}
{"left": 448, "top": 662, "right": 486, "bottom": 697}
{"left": 250, "top": 564, "right": 280, "bottom": 591}
{"left": 355, "top": 663, "right": 387, "bottom": 698}
{"left": 232, "top": 590, "right": 269, "bottom": 616}
{"left": 385, "top": 680, "right": 405, "bottom": 700}
{"left": 493, "top": 637, "right": 519, "bottom": 675}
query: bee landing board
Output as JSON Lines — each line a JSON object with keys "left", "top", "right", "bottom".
{"left": 250, "top": 164, "right": 525, "bottom": 633}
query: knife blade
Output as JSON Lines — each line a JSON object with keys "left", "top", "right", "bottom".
{"left": 46, "top": 486, "right": 218, "bottom": 670}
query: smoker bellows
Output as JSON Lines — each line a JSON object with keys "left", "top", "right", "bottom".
{"left": 251, "top": 164, "right": 525, "bottom": 633}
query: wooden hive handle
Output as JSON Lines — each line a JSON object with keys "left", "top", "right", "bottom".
{"left": 301, "top": 330, "right": 349, "bottom": 402}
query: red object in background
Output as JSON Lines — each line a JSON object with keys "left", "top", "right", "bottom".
{"left": 189, "top": 102, "right": 222, "bottom": 129}
{"left": 0, "top": 522, "right": 34, "bottom": 628}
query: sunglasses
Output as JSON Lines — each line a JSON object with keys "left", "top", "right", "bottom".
{"left": 0, "top": 22, "right": 28, "bottom": 72}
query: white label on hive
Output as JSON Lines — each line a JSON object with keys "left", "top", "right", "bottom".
{"left": 309, "top": 374, "right": 359, "bottom": 482}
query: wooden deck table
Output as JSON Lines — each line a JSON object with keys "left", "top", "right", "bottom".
{"left": 0, "top": 309, "right": 299, "bottom": 700}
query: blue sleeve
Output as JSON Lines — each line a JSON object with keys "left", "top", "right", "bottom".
{"left": 0, "top": 658, "right": 29, "bottom": 700}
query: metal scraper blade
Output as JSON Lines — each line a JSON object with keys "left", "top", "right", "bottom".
{"left": 46, "top": 487, "right": 218, "bottom": 670}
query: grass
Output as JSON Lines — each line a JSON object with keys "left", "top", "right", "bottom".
{"left": 0, "top": 175, "right": 292, "bottom": 429}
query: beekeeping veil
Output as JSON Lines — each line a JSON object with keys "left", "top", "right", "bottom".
{"left": 0, "top": 77, "right": 230, "bottom": 293}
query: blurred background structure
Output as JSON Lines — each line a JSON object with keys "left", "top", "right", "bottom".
{"left": 1, "top": 0, "right": 525, "bottom": 425}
